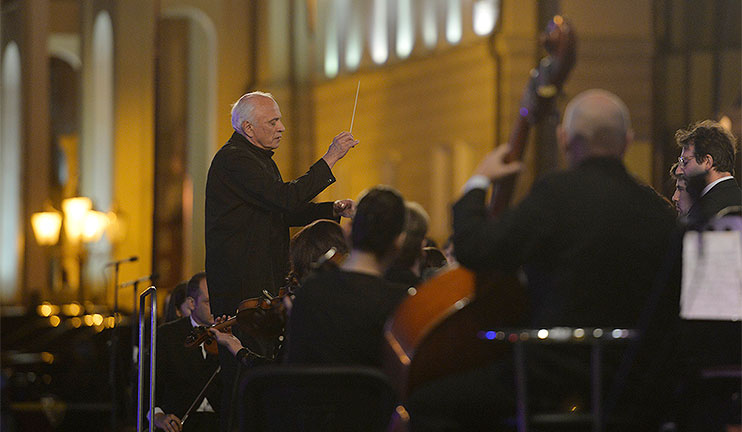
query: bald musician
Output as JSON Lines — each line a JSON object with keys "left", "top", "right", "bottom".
{"left": 407, "top": 90, "right": 677, "bottom": 431}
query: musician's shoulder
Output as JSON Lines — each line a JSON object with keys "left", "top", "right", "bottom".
{"left": 159, "top": 316, "right": 192, "bottom": 334}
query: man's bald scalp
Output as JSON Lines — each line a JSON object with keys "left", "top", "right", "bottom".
{"left": 563, "top": 89, "right": 631, "bottom": 156}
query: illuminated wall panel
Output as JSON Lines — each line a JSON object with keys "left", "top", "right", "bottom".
{"left": 0, "top": 42, "right": 22, "bottom": 301}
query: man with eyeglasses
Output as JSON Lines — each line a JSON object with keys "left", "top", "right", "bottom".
{"left": 673, "top": 119, "right": 741, "bottom": 430}
{"left": 675, "top": 120, "right": 741, "bottom": 229}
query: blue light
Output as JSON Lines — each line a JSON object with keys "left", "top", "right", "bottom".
{"left": 485, "top": 331, "right": 496, "bottom": 340}
{"left": 520, "top": 107, "right": 528, "bottom": 117}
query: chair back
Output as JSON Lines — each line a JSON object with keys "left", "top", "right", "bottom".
{"left": 239, "top": 365, "right": 397, "bottom": 432}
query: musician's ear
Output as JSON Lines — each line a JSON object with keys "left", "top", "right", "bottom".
{"left": 394, "top": 232, "right": 406, "bottom": 251}
{"left": 242, "top": 121, "right": 253, "bottom": 138}
{"left": 185, "top": 296, "right": 196, "bottom": 312}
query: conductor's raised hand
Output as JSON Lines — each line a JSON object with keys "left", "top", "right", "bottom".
{"left": 473, "top": 144, "right": 523, "bottom": 182}
{"left": 322, "top": 131, "right": 359, "bottom": 169}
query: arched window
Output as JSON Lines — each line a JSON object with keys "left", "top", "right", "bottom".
{"left": 473, "top": 0, "right": 499, "bottom": 36}
{"left": 323, "top": 0, "right": 340, "bottom": 77}
{"left": 445, "top": 0, "right": 462, "bottom": 44}
{"left": 0, "top": 42, "right": 22, "bottom": 301}
{"left": 370, "top": 0, "right": 389, "bottom": 64}
{"left": 319, "top": 0, "right": 499, "bottom": 77}
{"left": 82, "top": 11, "right": 114, "bottom": 288}
{"left": 160, "top": 5, "right": 218, "bottom": 279}
{"left": 395, "top": 0, "right": 415, "bottom": 59}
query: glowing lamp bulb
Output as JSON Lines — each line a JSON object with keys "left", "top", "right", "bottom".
{"left": 31, "top": 212, "right": 62, "bottom": 246}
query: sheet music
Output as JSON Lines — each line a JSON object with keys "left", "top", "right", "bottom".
{"left": 681, "top": 231, "right": 742, "bottom": 321}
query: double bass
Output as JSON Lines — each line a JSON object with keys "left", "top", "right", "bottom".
{"left": 384, "top": 16, "right": 577, "bottom": 400}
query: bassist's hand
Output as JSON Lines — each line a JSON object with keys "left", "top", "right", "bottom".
{"left": 473, "top": 144, "right": 523, "bottom": 182}
{"left": 153, "top": 412, "right": 182, "bottom": 432}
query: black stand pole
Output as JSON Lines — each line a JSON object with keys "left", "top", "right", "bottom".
{"left": 132, "top": 280, "right": 140, "bottom": 367}
{"left": 110, "top": 262, "right": 121, "bottom": 432}
{"left": 131, "top": 280, "right": 140, "bottom": 427}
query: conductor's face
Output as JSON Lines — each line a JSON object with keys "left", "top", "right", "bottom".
{"left": 243, "top": 96, "right": 285, "bottom": 151}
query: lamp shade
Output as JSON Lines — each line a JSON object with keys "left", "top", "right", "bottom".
{"left": 31, "top": 211, "right": 63, "bottom": 245}
{"left": 81, "top": 210, "right": 108, "bottom": 243}
{"left": 62, "top": 197, "right": 92, "bottom": 241}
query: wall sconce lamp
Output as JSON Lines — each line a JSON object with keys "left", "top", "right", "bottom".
{"left": 32, "top": 197, "right": 111, "bottom": 300}
{"left": 31, "top": 211, "right": 63, "bottom": 246}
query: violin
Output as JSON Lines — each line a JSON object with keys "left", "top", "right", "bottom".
{"left": 184, "top": 288, "right": 289, "bottom": 350}
{"left": 184, "top": 247, "right": 347, "bottom": 352}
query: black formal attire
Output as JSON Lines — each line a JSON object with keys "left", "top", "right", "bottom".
{"left": 284, "top": 268, "right": 409, "bottom": 368}
{"left": 453, "top": 157, "right": 676, "bottom": 328}
{"left": 407, "top": 157, "right": 678, "bottom": 431}
{"left": 686, "top": 177, "right": 742, "bottom": 230}
{"left": 206, "top": 131, "right": 338, "bottom": 319}
{"left": 384, "top": 266, "right": 421, "bottom": 287}
{"left": 675, "top": 177, "right": 742, "bottom": 430}
{"left": 154, "top": 317, "right": 221, "bottom": 432}
{"left": 205, "top": 131, "right": 338, "bottom": 431}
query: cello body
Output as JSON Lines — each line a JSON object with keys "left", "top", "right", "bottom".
{"left": 384, "top": 266, "right": 527, "bottom": 397}
{"left": 384, "top": 16, "right": 576, "bottom": 400}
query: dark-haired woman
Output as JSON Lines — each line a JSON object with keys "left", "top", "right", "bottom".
{"left": 283, "top": 185, "right": 411, "bottom": 368}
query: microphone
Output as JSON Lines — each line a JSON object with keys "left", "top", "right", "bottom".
{"left": 121, "top": 273, "right": 158, "bottom": 288}
{"left": 105, "top": 256, "right": 139, "bottom": 267}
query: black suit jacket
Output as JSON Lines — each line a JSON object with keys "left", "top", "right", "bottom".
{"left": 205, "top": 132, "right": 337, "bottom": 317}
{"left": 686, "top": 177, "right": 742, "bottom": 229}
{"left": 453, "top": 157, "right": 677, "bottom": 327}
{"left": 679, "top": 177, "right": 741, "bottom": 396}
{"left": 155, "top": 317, "right": 221, "bottom": 419}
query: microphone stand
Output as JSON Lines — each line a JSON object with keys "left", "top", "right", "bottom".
{"left": 108, "top": 258, "right": 137, "bottom": 432}
{"left": 117, "top": 272, "right": 156, "bottom": 429}
{"left": 110, "top": 261, "right": 121, "bottom": 432}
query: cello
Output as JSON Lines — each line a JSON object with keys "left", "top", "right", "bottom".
{"left": 383, "top": 16, "right": 577, "bottom": 400}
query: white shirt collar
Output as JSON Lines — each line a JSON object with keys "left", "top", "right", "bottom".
{"left": 189, "top": 315, "right": 200, "bottom": 328}
{"left": 701, "top": 176, "right": 734, "bottom": 197}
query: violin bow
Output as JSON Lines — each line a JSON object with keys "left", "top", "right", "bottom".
{"left": 180, "top": 365, "right": 221, "bottom": 427}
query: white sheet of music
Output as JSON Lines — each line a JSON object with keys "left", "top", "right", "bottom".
{"left": 681, "top": 231, "right": 742, "bottom": 321}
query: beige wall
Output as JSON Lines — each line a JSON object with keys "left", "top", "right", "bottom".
{"left": 313, "top": 43, "right": 498, "bottom": 243}
{"left": 106, "top": 0, "right": 254, "bottom": 309}
{"left": 307, "top": 0, "right": 658, "bottom": 243}
{"left": 9, "top": 0, "right": 735, "bottom": 306}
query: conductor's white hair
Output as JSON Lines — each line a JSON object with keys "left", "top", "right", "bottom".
{"left": 230, "top": 91, "right": 277, "bottom": 132}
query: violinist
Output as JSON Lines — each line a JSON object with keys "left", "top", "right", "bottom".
{"left": 152, "top": 272, "right": 221, "bottom": 432}
{"left": 204, "top": 219, "right": 351, "bottom": 367}
{"left": 384, "top": 201, "right": 430, "bottom": 287}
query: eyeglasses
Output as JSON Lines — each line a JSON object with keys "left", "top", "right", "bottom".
{"left": 678, "top": 155, "right": 695, "bottom": 167}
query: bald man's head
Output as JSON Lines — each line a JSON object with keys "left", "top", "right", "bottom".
{"left": 560, "top": 89, "right": 632, "bottom": 165}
